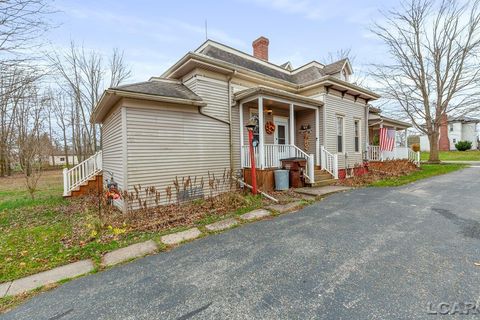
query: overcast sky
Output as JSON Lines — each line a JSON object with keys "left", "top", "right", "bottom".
{"left": 49, "top": 0, "right": 399, "bottom": 83}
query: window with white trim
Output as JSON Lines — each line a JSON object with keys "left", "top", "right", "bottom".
{"left": 354, "top": 120, "right": 360, "bottom": 152}
{"left": 337, "top": 116, "right": 344, "bottom": 153}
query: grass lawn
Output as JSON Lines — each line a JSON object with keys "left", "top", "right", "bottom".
{"left": 0, "top": 170, "right": 267, "bottom": 312}
{"left": 420, "top": 150, "right": 480, "bottom": 161}
{"left": 370, "top": 163, "right": 466, "bottom": 187}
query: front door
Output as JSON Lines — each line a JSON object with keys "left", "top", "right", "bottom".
{"left": 274, "top": 117, "right": 289, "bottom": 145}
{"left": 274, "top": 117, "right": 290, "bottom": 161}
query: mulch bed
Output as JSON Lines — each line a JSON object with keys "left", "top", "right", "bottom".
{"left": 337, "top": 160, "right": 418, "bottom": 187}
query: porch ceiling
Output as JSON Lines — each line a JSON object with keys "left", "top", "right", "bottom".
{"left": 234, "top": 86, "right": 323, "bottom": 108}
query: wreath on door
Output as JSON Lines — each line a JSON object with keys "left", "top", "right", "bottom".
{"left": 265, "top": 121, "right": 276, "bottom": 134}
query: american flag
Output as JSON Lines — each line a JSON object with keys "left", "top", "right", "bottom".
{"left": 379, "top": 127, "right": 395, "bottom": 151}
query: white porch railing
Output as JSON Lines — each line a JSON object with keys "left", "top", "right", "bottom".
{"left": 368, "top": 145, "right": 381, "bottom": 161}
{"left": 320, "top": 146, "right": 339, "bottom": 179}
{"left": 368, "top": 145, "right": 420, "bottom": 166}
{"left": 241, "top": 144, "right": 315, "bottom": 183}
{"left": 63, "top": 151, "right": 102, "bottom": 196}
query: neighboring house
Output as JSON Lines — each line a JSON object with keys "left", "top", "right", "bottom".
{"left": 420, "top": 114, "right": 480, "bottom": 151}
{"left": 49, "top": 154, "right": 79, "bottom": 166}
{"left": 62, "top": 36, "right": 416, "bottom": 210}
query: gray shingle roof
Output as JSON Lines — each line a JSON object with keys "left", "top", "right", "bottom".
{"left": 199, "top": 44, "right": 348, "bottom": 85}
{"left": 322, "top": 58, "right": 348, "bottom": 75}
{"left": 112, "top": 81, "right": 202, "bottom": 101}
{"left": 448, "top": 115, "right": 480, "bottom": 123}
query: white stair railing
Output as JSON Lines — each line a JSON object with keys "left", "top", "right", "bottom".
{"left": 408, "top": 148, "right": 421, "bottom": 167}
{"left": 63, "top": 151, "right": 102, "bottom": 196}
{"left": 320, "top": 146, "right": 338, "bottom": 179}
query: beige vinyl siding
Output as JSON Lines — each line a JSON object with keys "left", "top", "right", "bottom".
{"left": 231, "top": 101, "right": 241, "bottom": 172}
{"left": 185, "top": 74, "right": 241, "bottom": 171}
{"left": 101, "top": 106, "right": 124, "bottom": 189}
{"left": 295, "top": 109, "right": 317, "bottom": 160}
{"left": 101, "top": 106, "right": 124, "bottom": 208}
{"left": 324, "top": 94, "right": 366, "bottom": 169}
{"left": 192, "top": 76, "right": 229, "bottom": 122}
{"left": 125, "top": 105, "right": 231, "bottom": 208}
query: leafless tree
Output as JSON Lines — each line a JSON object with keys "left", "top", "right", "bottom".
{"left": 50, "top": 89, "right": 71, "bottom": 166}
{"left": 109, "top": 48, "right": 132, "bottom": 87}
{"left": 48, "top": 43, "right": 131, "bottom": 161}
{"left": 15, "top": 82, "right": 47, "bottom": 198}
{"left": 371, "top": 0, "right": 480, "bottom": 162}
{"left": 0, "top": 0, "right": 53, "bottom": 66}
{"left": 0, "top": 66, "right": 39, "bottom": 176}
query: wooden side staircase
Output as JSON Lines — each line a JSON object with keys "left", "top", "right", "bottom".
{"left": 307, "top": 166, "right": 336, "bottom": 187}
{"left": 66, "top": 173, "right": 103, "bottom": 198}
{"left": 63, "top": 151, "right": 103, "bottom": 198}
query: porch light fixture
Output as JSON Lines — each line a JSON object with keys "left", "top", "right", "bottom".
{"left": 266, "top": 108, "right": 273, "bottom": 115}
{"left": 246, "top": 118, "right": 257, "bottom": 129}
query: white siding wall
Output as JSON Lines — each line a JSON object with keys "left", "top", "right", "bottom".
{"left": 460, "top": 123, "right": 478, "bottom": 149}
{"left": 324, "top": 94, "right": 366, "bottom": 168}
{"left": 420, "top": 134, "right": 430, "bottom": 151}
{"left": 125, "top": 105, "right": 231, "bottom": 209}
{"left": 101, "top": 107, "right": 125, "bottom": 208}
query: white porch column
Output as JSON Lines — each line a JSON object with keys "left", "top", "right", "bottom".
{"left": 379, "top": 123, "right": 384, "bottom": 161}
{"left": 404, "top": 128, "right": 408, "bottom": 147}
{"left": 289, "top": 103, "right": 295, "bottom": 158}
{"left": 239, "top": 102, "right": 244, "bottom": 168}
{"left": 289, "top": 104, "right": 295, "bottom": 145}
{"left": 315, "top": 107, "right": 320, "bottom": 166}
{"left": 258, "top": 97, "right": 265, "bottom": 169}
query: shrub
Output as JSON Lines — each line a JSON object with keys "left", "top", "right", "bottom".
{"left": 455, "top": 140, "right": 472, "bottom": 151}
{"left": 411, "top": 143, "right": 420, "bottom": 152}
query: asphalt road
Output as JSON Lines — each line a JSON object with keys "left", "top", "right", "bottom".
{"left": 4, "top": 166, "right": 480, "bottom": 319}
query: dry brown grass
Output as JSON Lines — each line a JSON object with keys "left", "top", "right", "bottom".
{"left": 337, "top": 160, "right": 419, "bottom": 187}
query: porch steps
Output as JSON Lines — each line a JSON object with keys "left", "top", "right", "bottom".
{"left": 307, "top": 169, "right": 335, "bottom": 188}
{"left": 65, "top": 173, "right": 103, "bottom": 198}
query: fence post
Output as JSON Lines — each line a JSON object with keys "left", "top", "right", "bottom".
{"left": 63, "top": 168, "right": 69, "bottom": 196}
{"left": 416, "top": 151, "right": 421, "bottom": 167}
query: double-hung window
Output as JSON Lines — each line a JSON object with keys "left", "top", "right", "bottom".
{"left": 354, "top": 120, "right": 360, "bottom": 152}
{"left": 337, "top": 116, "right": 344, "bottom": 153}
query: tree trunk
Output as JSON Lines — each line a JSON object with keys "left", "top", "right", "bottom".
{"left": 428, "top": 132, "right": 440, "bottom": 163}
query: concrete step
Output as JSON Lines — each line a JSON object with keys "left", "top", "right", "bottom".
{"left": 307, "top": 179, "right": 336, "bottom": 187}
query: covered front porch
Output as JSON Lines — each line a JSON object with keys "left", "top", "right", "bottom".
{"left": 236, "top": 87, "right": 329, "bottom": 185}
{"left": 367, "top": 113, "right": 420, "bottom": 165}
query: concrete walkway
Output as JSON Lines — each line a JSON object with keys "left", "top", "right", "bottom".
{"left": 5, "top": 166, "right": 480, "bottom": 318}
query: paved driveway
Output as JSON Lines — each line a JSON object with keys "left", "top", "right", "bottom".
{"left": 4, "top": 167, "right": 480, "bottom": 319}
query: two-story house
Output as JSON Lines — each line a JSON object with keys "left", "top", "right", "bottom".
{"left": 62, "top": 37, "right": 415, "bottom": 210}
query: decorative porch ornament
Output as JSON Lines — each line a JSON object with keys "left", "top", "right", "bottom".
{"left": 299, "top": 124, "right": 312, "bottom": 151}
{"left": 265, "top": 121, "right": 275, "bottom": 135}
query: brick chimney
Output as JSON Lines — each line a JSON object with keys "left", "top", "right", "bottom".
{"left": 252, "top": 36, "right": 269, "bottom": 61}
{"left": 439, "top": 112, "right": 450, "bottom": 151}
